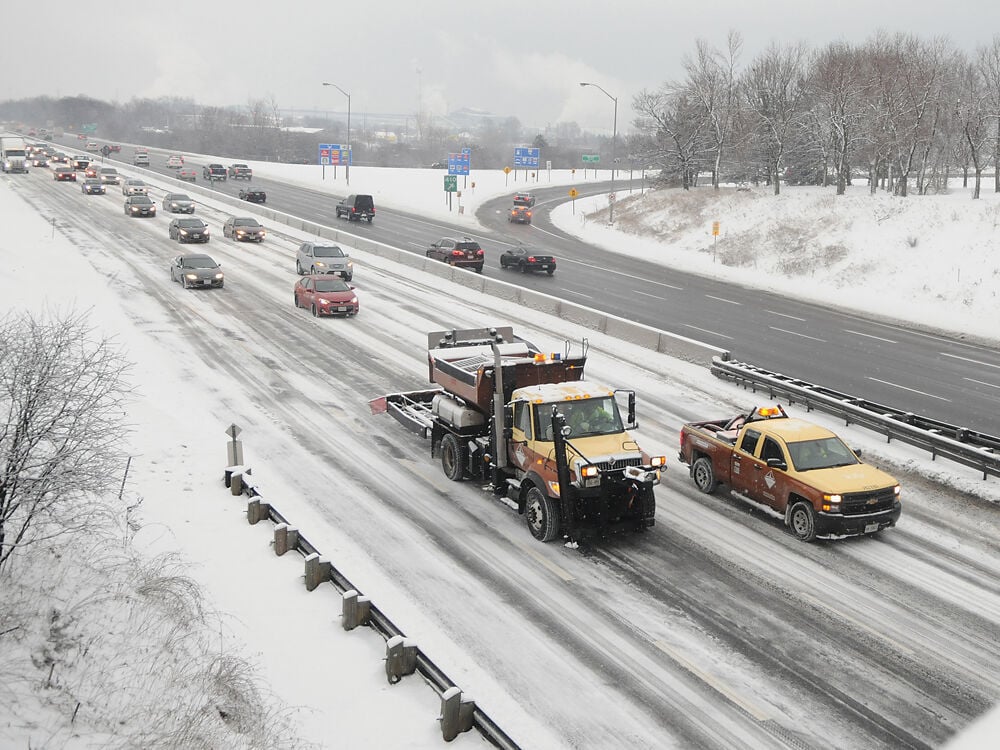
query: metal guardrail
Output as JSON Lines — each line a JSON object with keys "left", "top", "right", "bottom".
{"left": 711, "top": 357, "right": 1000, "bottom": 480}
{"left": 227, "top": 479, "right": 520, "bottom": 750}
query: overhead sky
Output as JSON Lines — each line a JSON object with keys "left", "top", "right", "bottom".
{"left": 5, "top": 1, "right": 999, "bottom": 133}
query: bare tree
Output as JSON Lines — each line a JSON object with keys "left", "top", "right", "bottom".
{"left": 683, "top": 32, "right": 743, "bottom": 188}
{"left": 977, "top": 35, "right": 1000, "bottom": 193}
{"left": 742, "top": 42, "right": 807, "bottom": 195}
{"left": 0, "top": 310, "right": 132, "bottom": 570}
{"left": 955, "top": 55, "right": 993, "bottom": 199}
{"left": 805, "top": 42, "right": 866, "bottom": 194}
{"left": 633, "top": 85, "right": 710, "bottom": 189}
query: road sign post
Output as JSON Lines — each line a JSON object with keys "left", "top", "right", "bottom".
{"left": 569, "top": 188, "right": 578, "bottom": 215}
{"left": 444, "top": 175, "right": 457, "bottom": 211}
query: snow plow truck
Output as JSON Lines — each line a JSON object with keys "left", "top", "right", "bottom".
{"left": 370, "top": 326, "right": 665, "bottom": 542}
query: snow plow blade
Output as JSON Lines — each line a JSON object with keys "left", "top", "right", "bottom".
{"left": 370, "top": 389, "right": 443, "bottom": 439}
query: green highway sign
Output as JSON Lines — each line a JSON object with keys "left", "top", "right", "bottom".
{"left": 82, "top": 123, "right": 98, "bottom": 133}
{"left": 582, "top": 154, "right": 600, "bottom": 163}
{"left": 444, "top": 175, "right": 458, "bottom": 192}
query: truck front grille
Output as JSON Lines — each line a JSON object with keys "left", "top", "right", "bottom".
{"left": 841, "top": 487, "right": 897, "bottom": 515}
{"left": 595, "top": 457, "right": 644, "bottom": 472}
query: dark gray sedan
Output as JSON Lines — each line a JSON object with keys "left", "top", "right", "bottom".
{"left": 170, "top": 254, "right": 224, "bottom": 289}
{"left": 169, "top": 217, "right": 210, "bottom": 243}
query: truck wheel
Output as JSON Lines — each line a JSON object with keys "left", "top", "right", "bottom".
{"left": 789, "top": 501, "right": 817, "bottom": 542}
{"left": 692, "top": 457, "right": 719, "bottom": 494}
{"left": 525, "top": 487, "right": 559, "bottom": 542}
{"left": 440, "top": 433, "right": 465, "bottom": 481}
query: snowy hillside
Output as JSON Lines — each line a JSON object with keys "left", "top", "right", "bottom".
{"left": 554, "top": 182, "right": 1000, "bottom": 344}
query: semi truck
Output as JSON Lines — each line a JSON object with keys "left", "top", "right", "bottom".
{"left": 1, "top": 135, "right": 28, "bottom": 173}
{"left": 371, "top": 326, "right": 665, "bottom": 542}
{"left": 678, "top": 404, "right": 901, "bottom": 541}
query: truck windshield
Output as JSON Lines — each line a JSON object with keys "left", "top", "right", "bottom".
{"left": 538, "top": 396, "right": 624, "bottom": 439}
{"left": 787, "top": 437, "right": 858, "bottom": 471}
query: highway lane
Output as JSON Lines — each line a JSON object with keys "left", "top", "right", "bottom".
{"left": 88, "top": 141, "right": 1000, "bottom": 435}
{"left": 14, "top": 166, "right": 1000, "bottom": 749}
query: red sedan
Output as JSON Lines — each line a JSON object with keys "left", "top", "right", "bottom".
{"left": 53, "top": 166, "right": 76, "bottom": 181}
{"left": 293, "top": 275, "right": 359, "bottom": 317}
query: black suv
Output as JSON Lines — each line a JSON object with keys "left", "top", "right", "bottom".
{"left": 426, "top": 237, "right": 485, "bottom": 273}
{"left": 335, "top": 194, "right": 375, "bottom": 222}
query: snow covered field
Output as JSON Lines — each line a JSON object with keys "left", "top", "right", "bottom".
{"left": 2, "top": 160, "right": 999, "bottom": 748}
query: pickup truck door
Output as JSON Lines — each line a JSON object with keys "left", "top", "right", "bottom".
{"left": 731, "top": 427, "right": 762, "bottom": 495}
{"left": 751, "top": 435, "right": 789, "bottom": 511}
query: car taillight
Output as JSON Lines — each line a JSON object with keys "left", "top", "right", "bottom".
{"left": 528, "top": 256, "right": 536, "bottom": 262}
{"left": 451, "top": 250, "right": 464, "bottom": 257}
{"left": 476, "top": 249, "right": 484, "bottom": 256}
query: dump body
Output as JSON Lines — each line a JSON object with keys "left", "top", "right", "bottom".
{"left": 678, "top": 405, "right": 901, "bottom": 541}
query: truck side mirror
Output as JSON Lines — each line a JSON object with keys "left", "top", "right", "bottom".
{"left": 503, "top": 405, "right": 513, "bottom": 430}
{"left": 766, "top": 457, "right": 787, "bottom": 471}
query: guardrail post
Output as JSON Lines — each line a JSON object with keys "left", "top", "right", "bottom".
{"left": 342, "top": 589, "right": 371, "bottom": 631}
{"left": 304, "top": 553, "right": 331, "bottom": 591}
{"left": 273, "top": 523, "right": 299, "bottom": 556}
{"left": 385, "top": 635, "right": 418, "bottom": 684}
{"left": 439, "top": 686, "right": 476, "bottom": 741}
{"left": 247, "top": 497, "right": 270, "bottom": 525}
{"left": 229, "top": 471, "right": 243, "bottom": 496}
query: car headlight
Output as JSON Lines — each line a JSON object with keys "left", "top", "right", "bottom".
{"left": 236, "top": 230, "right": 246, "bottom": 235}
{"left": 346, "top": 260, "right": 353, "bottom": 268}
{"left": 318, "top": 297, "right": 330, "bottom": 305}
{"left": 214, "top": 273, "right": 224, "bottom": 280}
{"left": 184, "top": 273, "right": 198, "bottom": 280}
{"left": 179, "top": 229, "right": 189, "bottom": 235}
{"left": 349, "top": 296, "right": 358, "bottom": 304}
{"left": 316, "top": 262, "right": 327, "bottom": 268}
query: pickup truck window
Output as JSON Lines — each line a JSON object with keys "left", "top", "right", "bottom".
{"left": 788, "top": 437, "right": 859, "bottom": 471}
{"left": 739, "top": 428, "right": 761, "bottom": 455}
{"left": 761, "top": 437, "right": 785, "bottom": 464}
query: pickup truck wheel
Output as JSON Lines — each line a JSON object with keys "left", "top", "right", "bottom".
{"left": 296, "top": 260, "right": 303, "bottom": 274}
{"left": 525, "top": 487, "right": 559, "bottom": 542}
{"left": 692, "top": 457, "right": 719, "bottom": 494}
{"left": 789, "top": 501, "right": 817, "bottom": 542}
{"left": 440, "top": 433, "right": 465, "bottom": 481}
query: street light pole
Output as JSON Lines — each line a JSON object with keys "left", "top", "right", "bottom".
{"left": 322, "top": 82, "right": 351, "bottom": 186}
{"left": 579, "top": 82, "right": 618, "bottom": 223}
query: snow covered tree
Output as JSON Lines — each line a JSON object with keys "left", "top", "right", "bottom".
{"left": 0, "top": 310, "right": 132, "bottom": 570}
{"left": 633, "top": 84, "right": 710, "bottom": 189}
{"left": 682, "top": 32, "right": 744, "bottom": 188}
{"left": 741, "top": 42, "right": 807, "bottom": 195}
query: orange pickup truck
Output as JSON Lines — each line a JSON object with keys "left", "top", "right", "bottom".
{"left": 678, "top": 405, "right": 901, "bottom": 541}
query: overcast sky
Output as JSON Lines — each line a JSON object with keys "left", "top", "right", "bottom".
{"left": 5, "top": 1, "right": 1000, "bottom": 133}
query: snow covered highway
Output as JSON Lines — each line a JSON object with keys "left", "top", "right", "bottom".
{"left": 5, "top": 165, "right": 1000, "bottom": 749}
